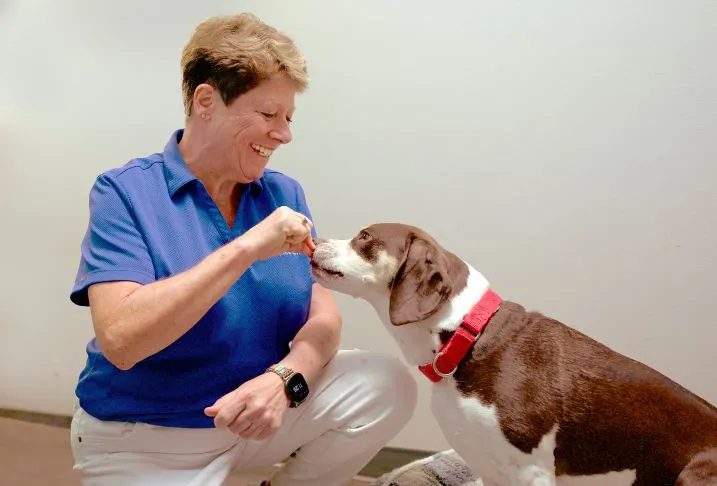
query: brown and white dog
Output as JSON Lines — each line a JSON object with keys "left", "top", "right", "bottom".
{"left": 310, "top": 223, "right": 717, "bottom": 486}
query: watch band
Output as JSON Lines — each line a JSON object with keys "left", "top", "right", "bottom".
{"left": 266, "top": 363, "right": 309, "bottom": 408}
{"left": 266, "top": 363, "right": 294, "bottom": 381}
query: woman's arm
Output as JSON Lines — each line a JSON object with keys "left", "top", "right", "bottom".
{"left": 276, "top": 283, "right": 342, "bottom": 384}
{"left": 87, "top": 206, "right": 315, "bottom": 371}
{"left": 204, "top": 282, "right": 342, "bottom": 439}
{"left": 88, "top": 238, "right": 256, "bottom": 370}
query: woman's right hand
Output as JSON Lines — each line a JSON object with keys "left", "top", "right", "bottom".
{"left": 239, "top": 206, "right": 316, "bottom": 261}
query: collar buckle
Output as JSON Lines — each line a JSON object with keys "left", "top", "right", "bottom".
{"left": 418, "top": 288, "right": 502, "bottom": 383}
{"left": 432, "top": 351, "right": 459, "bottom": 378}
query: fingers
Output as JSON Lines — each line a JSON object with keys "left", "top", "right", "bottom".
{"left": 286, "top": 214, "right": 312, "bottom": 239}
{"left": 281, "top": 210, "right": 315, "bottom": 256}
{"left": 304, "top": 240, "right": 315, "bottom": 257}
{"left": 254, "top": 424, "right": 276, "bottom": 441}
{"left": 203, "top": 392, "right": 232, "bottom": 418}
{"left": 222, "top": 408, "right": 279, "bottom": 441}
{"left": 204, "top": 390, "right": 250, "bottom": 431}
{"left": 206, "top": 397, "right": 246, "bottom": 429}
{"left": 216, "top": 374, "right": 287, "bottom": 442}
{"left": 285, "top": 240, "right": 314, "bottom": 258}
{"left": 234, "top": 420, "right": 267, "bottom": 440}
{"left": 233, "top": 414, "right": 281, "bottom": 441}
{"left": 240, "top": 207, "right": 316, "bottom": 262}
{"left": 228, "top": 413, "right": 254, "bottom": 436}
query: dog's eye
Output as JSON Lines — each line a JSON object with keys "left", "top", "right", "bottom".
{"left": 358, "top": 231, "right": 371, "bottom": 241}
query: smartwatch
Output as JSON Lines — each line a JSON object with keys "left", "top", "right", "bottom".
{"left": 266, "top": 363, "right": 310, "bottom": 408}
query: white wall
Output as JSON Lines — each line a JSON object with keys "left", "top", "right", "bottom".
{"left": 1, "top": 0, "right": 715, "bottom": 453}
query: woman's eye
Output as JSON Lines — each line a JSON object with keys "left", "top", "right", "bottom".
{"left": 260, "top": 112, "right": 276, "bottom": 119}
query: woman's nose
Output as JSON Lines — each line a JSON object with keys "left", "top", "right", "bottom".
{"left": 270, "top": 123, "right": 292, "bottom": 144}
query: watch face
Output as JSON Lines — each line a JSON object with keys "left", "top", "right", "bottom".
{"left": 286, "top": 373, "right": 310, "bottom": 404}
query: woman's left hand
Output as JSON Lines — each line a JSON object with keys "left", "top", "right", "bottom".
{"left": 204, "top": 372, "right": 290, "bottom": 440}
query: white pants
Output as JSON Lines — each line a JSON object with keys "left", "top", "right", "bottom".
{"left": 70, "top": 349, "right": 418, "bottom": 486}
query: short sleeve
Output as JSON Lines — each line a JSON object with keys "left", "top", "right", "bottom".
{"left": 294, "top": 181, "right": 318, "bottom": 239}
{"left": 70, "top": 174, "right": 156, "bottom": 306}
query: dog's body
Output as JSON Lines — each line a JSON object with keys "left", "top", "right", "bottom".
{"left": 310, "top": 223, "right": 717, "bottom": 485}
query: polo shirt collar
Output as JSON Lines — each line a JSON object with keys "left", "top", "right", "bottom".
{"left": 163, "top": 129, "right": 264, "bottom": 198}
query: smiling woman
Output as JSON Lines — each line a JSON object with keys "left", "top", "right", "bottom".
{"left": 67, "top": 12, "right": 417, "bottom": 486}
{"left": 177, "top": 14, "right": 305, "bottom": 215}
{"left": 180, "top": 71, "right": 299, "bottom": 208}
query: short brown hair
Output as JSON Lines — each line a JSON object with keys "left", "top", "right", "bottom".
{"left": 180, "top": 13, "right": 308, "bottom": 116}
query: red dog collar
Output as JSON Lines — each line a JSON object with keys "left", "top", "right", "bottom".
{"left": 418, "top": 289, "right": 502, "bottom": 383}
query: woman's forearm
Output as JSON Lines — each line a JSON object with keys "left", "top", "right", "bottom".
{"left": 281, "top": 319, "right": 341, "bottom": 383}
{"left": 278, "top": 285, "right": 342, "bottom": 383}
{"left": 90, "top": 238, "right": 257, "bottom": 370}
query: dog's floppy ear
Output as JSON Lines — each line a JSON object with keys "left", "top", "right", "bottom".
{"left": 389, "top": 235, "right": 453, "bottom": 326}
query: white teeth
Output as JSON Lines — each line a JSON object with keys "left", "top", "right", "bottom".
{"left": 251, "top": 144, "right": 273, "bottom": 157}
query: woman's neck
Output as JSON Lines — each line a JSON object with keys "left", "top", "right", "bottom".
{"left": 178, "top": 125, "right": 242, "bottom": 204}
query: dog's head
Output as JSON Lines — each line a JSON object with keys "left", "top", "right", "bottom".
{"left": 311, "top": 223, "right": 468, "bottom": 326}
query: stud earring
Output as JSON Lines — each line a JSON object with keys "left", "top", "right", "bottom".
{"left": 201, "top": 113, "right": 206, "bottom": 119}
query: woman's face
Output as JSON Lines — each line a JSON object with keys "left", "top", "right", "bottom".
{"left": 205, "top": 72, "right": 297, "bottom": 183}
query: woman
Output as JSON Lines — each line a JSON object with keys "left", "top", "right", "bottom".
{"left": 69, "top": 13, "right": 417, "bottom": 486}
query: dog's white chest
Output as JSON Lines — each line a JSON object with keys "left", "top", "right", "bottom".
{"left": 431, "top": 382, "right": 557, "bottom": 485}
{"left": 430, "top": 383, "right": 636, "bottom": 486}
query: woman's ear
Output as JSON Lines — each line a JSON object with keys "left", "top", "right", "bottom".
{"left": 192, "top": 83, "right": 215, "bottom": 119}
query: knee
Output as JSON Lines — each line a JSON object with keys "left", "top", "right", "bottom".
{"left": 350, "top": 351, "right": 418, "bottom": 426}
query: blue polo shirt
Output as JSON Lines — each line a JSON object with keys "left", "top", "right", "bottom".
{"left": 70, "top": 129, "right": 317, "bottom": 428}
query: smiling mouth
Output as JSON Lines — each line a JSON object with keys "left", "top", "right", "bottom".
{"left": 251, "top": 143, "right": 273, "bottom": 157}
{"left": 310, "top": 260, "right": 344, "bottom": 278}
